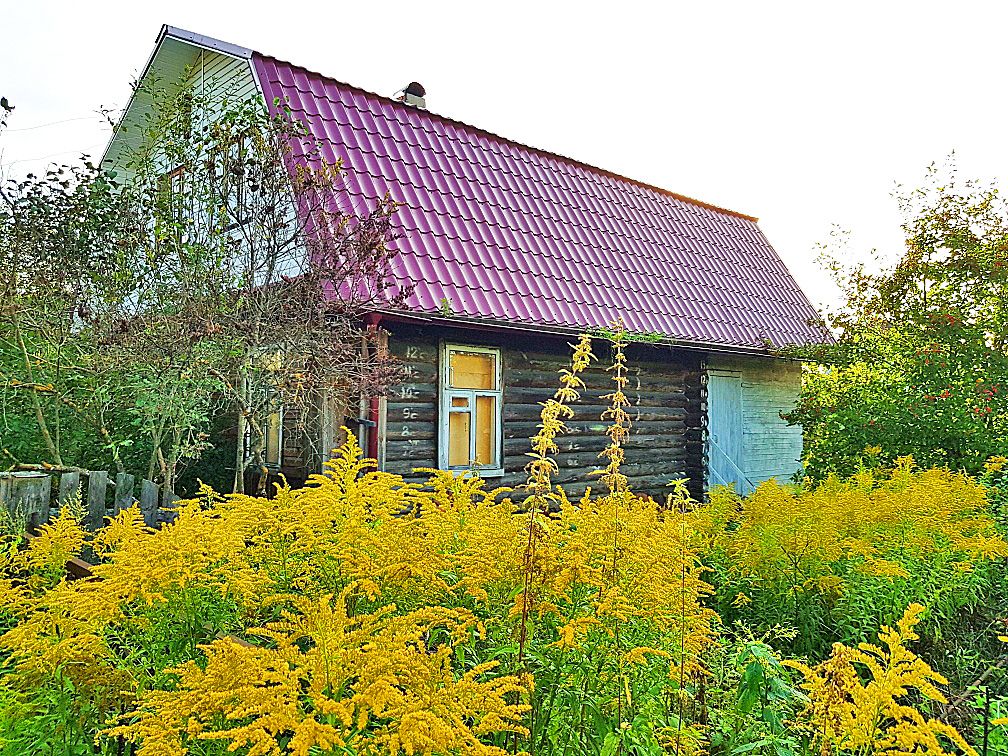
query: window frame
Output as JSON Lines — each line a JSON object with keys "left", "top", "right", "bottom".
{"left": 438, "top": 343, "right": 504, "bottom": 476}
{"left": 210, "top": 134, "right": 248, "bottom": 229}
{"left": 244, "top": 350, "right": 285, "bottom": 471}
{"left": 243, "top": 402, "right": 284, "bottom": 470}
{"left": 263, "top": 405, "right": 284, "bottom": 469}
{"left": 241, "top": 404, "right": 283, "bottom": 471}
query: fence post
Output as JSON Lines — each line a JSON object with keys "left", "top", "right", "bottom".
{"left": 58, "top": 471, "right": 81, "bottom": 510}
{"left": 139, "top": 480, "right": 159, "bottom": 528}
{"left": 161, "top": 488, "right": 179, "bottom": 523}
{"left": 114, "top": 472, "right": 136, "bottom": 515}
{"left": 0, "top": 472, "right": 50, "bottom": 530}
{"left": 86, "top": 471, "right": 108, "bottom": 532}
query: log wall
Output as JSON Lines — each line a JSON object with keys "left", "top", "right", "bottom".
{"left": 383, "top": 323, "right": 706, "bottom": 501}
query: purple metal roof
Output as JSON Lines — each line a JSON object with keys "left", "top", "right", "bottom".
{"left": 253, "top": 53, "right": 822, "bottom": 350}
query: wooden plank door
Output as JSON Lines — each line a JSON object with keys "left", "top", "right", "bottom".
{"left": 707, "top": 371, "right": 746, "bottom": 493}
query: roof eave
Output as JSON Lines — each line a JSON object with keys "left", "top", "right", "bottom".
{"left": 370, "top": 309, "right": 812, "bottom": 358}
{"left": 161, "top": 26, "right": 254, "bottom": 60}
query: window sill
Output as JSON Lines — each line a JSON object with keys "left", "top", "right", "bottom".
{"left": 442, "top": 467, "right": 505, "bottom": 478}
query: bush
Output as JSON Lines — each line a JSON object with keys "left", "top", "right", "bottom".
{"left": 786, "top": 165, "right": 1008, "bottom": 482}
{"left": 0, "top": 333, "right": 999, "bottom": 755}
{"left": 695, "top": 458, "right": 1007, "bottom": 660}
{"left": 0, "top": 439, "right": 716, "bottom": 755}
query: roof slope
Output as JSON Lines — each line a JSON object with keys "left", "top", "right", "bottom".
{"left": 253, "top": 54, "right": 822, "bottom": 350}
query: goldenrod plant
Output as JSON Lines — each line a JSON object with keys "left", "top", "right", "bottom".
{"left": 0, "top": 333, "right": 1001, "bottom": 755}
{"left": 787, "top": 604, "right": 975, "bottom": 756}
{"left": 695, "top": 457, "right": 1008, "bottom": 659}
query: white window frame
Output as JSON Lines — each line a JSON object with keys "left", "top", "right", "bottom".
{"left": 438, "top": 343, "right": 504, "bottom": 476}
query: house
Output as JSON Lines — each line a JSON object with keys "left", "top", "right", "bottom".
{"left": 104, "top": 26, "right": 824, "bottom": 500}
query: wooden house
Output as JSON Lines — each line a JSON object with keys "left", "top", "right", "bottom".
{"left": 104, "top": 26, "right": 824, "bottom": 499}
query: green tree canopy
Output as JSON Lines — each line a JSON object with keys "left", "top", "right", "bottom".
{"left": 788, "top": 161, "right": 1008, "bottom": 478}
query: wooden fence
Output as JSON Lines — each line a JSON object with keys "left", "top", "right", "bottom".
{"left": 0, "top": 468, "right": 179, "bottom": 533}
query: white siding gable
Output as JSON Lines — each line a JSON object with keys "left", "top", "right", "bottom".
{"left": 103, "top": 33, "right": 260, "bottom": 177}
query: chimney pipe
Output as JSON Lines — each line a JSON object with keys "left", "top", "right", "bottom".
{"left": 399, "top": 81, "right": 426, "bottom": 109}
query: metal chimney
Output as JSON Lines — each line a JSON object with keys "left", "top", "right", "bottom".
{"left": 399, "top": 81, "right": 426, "bottom": 109}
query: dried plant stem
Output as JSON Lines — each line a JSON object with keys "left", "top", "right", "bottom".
{"left": 518, "top": 334, "right": 594, "bottom": 672}
{"left": 598, "top": 321, "right": 631, "bottom": 736}
{"left": 676, "top": 498, "right": 688, "bottom": 755}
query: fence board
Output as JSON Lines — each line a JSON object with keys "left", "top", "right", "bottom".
{"left": 58, "top": 471, "right": 80, "bottom": 509}
{"left": 86, "top": 471, "right": 108, "bottom": 532}
{"left": 114, "top": 473, "right": 135, "bottom": 514}
{"left": 139, "top": 479, "right": 159, "bottom": 528}
{"left": 0, "top": 473, "right": 50, "bottom": 530}
{"left": 2, "top": 465, "right": 188, "bottom": 535}
{"left": 36, "top": 475, "right": 52, "bottom": 528}
{"left": 161, "top": 489, "right": 179, "bottom": 522}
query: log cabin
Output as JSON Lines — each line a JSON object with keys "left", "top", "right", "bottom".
{"left": 104, "top": 26, "right": 824, "bottom": 499}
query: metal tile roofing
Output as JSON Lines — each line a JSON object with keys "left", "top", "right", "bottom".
{"left": 253, "top": 53, "right": 823, "bottom": 350}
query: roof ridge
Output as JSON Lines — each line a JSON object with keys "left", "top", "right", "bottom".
{"left": 253, "top": 52, "right": 760, "bottom": 224}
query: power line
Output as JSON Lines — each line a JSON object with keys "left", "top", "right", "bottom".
{"left": 4, "top": 115, "right": 106, "bottom": 132}
{"left": 2, "top": 144, "right": 104, "bottom": 167}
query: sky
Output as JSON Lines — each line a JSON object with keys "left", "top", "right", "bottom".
{"left": 3, "top": 0, "right": 1007, "bottom": 311}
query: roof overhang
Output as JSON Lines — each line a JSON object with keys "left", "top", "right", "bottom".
{"left": 158, "top": 26, "right": 254, "bottom": 60}
{"left": 370, "top": 308, "right": 807, "bottom": 359}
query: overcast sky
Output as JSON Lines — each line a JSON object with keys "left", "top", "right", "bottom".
{"left": 3, "top": 1, "right": 1006, "bottom": 310}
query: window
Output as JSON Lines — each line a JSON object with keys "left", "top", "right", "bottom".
{"left": 242, "top": 405, "right": 283, "bottom": 469}
{"left": 166, "top": 165, "right": 185, "bottom": 199}
{"left": 210, "top": 135, "right": 247, "bottom": 227}
{"left": 242, "top": 400, "right": 283, "bottom": 468}
{"left": 157, "top": 165, "right": 186, "bottom": 230}
{"left": 439, "top": 344, "right": 503, "bottom": 474}
{"left": 263, "top": 407, "right": 283, "bottom": 468}
{"left": 246, "top": 351, "right": 284, "bottom": 469}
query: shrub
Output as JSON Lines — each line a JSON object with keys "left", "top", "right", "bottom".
{"left": 0, "top": 334, "right": 716, "bottom": 755}
{"left": 787, "top": 604, "right": 976, "bottom": 756}
{"left": 0, "top": 441, "right": 716, "bottom": 755}
{"left": 695, "top": 458, "right": 1008, "bottom": 660}
{"left": 785, "top": 165, "right": 1008, "bottom": 482}
{"left": 0, "top": 333, "right": 994, "bottom": 755}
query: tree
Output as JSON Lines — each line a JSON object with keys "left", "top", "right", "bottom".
{"left": 2, "top": 75, "right": 407, "bottom": 495}
{"left": 787, "top": 160, "right": 1008, "bottom": 478}
{"left": 111, "top": 77, "right": 407, "bottom": 493}
{"left": 0, "top": 152, "right": 143, "bottom": 472}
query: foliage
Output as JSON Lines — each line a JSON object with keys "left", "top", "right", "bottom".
{"left": 0, "top": 461, "right": 992, "bottom": 755}
{"left": 0, "top": 440, "right": 714, "bottom": 754}
{"left": 704, "top": 630, "right": 807, "bottom": 756}
{"left": 787, "top": 162, "right": 1008, "bottom": 480}
{"left": 108, "top": 589, "right": 530, "bottom": 756}
{"left": 0, "top": 335, "right": 996, "bottom": 755}
{"left": 694, "top": 457, "right": 1008, "bottom": 661}
{"left": 1, "top": 74, "right": 406, "bottom": 492}
{"left": 980, "top": 455, "right": 1008, "bottom": 532}
{"left": 787, "top": 604, "right": 975, "bottom": 756}
{"left": 0, "top": 155, "right": 145, "bottom": 472}
{"left": 0, "top": 337, "right": 716, "bottom": 755}
{"left": 0, "top": 91, "right": 225, "bottom": 479}
{"left": 113, "top": 79, "right": 406, "bottom": 493}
